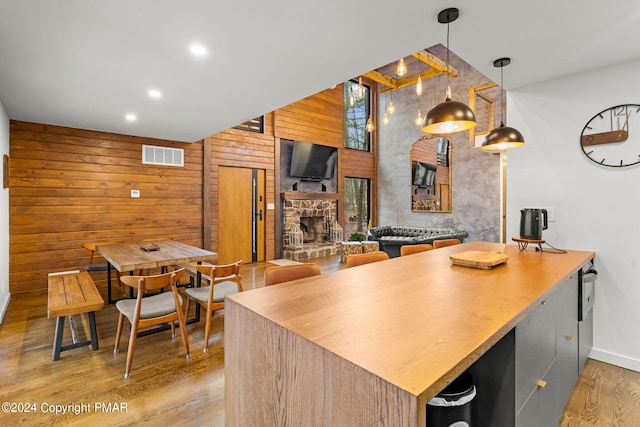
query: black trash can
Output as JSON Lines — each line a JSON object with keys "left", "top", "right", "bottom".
{"left": 426, "top": 371, "right": 475, "bottom": 427}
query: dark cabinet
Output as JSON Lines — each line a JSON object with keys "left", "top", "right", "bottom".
{"left": 469, "top": 266, "right": 590, "bottom": 427}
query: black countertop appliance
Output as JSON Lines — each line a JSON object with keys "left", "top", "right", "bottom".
{"left": 520, "top": 208, "right": 548, "bottom": 240}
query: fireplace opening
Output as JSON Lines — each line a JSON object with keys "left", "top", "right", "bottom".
{"left": 299, "top": 216, "right": 325, "bottom": 243}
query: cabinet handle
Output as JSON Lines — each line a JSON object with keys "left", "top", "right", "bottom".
{"left": 537, "top": 379, "right": 547, "bottom": 388}
{"left": 566, "top": 335, "right": 574, "bottom": 341}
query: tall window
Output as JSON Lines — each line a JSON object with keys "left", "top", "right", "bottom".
{"left": 344, "top": 177, "right": 370, "bottom": 237}
{"left": 344, "top": 80, "right": 371, "bottom": 151}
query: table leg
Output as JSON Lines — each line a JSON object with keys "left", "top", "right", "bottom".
{"left": 107, "top": 262, "right": 113, "bottom": 304}
{"left": 52, "top": 316, "right": 65, "bottom": 361}
{"left": 88, "top": 312, "right": 99, "bottom": 351}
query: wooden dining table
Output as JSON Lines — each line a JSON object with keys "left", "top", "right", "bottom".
{"left": 97, "top": 240, "right": 217, "bottom": 304}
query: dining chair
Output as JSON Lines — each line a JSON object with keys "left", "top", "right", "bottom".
{"left": 114, "top": 268, "right": 189, "bottom": 379}
{"left": 346, "top": 251, "right": 390, "bottom": 268}
{"left": 400, "top": 243, "right": 434, "bottom": 256}
{"left": 264, "top": 263, "right": 321, "bottom": 287}
{"left": 433, "top": 239, "right": 461, "bottom": 249}
{"left": 183, "top": 260, "right": 243, "bottom": 354}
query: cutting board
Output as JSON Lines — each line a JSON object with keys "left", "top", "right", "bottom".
{"left": 450, "top": 251, "right": 509, "bottom": 269}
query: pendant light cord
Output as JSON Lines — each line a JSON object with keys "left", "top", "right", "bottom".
{"left": 500, "top": 65, "right": 505, "bottom": 126}
{"left": 446, "top": 19, "right": 450, "bottom": 87}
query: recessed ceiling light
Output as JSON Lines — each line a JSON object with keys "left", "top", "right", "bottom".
{"left": 189, "top": 44, "right": 208, "bottom": 57}
{"left": 125, "top": 114, "right": 137, "bottom": 122}
{"left": 148, "top": 89, "right": 162, "bottom": 99}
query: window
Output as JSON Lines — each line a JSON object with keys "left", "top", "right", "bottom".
{"left": 233, "top": 116, "right": 264, "bottom": 133}
{"left": 344, "top": 80, "right": 371, "bottom": 151}
{"left": 344, "top": 177, "right": 370, "bottom": 238}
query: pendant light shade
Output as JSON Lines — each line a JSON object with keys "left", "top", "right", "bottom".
{"left": 481, "top": 57, "right": 525, "bottom": 151}
{"left": 481, "top": 124, "right": 525, "bottom": 151}
{"left": 423, "top": 8, "right": 476, "bottom": 135}
{"left": 423, "top": 88, "right": 477, "bottom": 133}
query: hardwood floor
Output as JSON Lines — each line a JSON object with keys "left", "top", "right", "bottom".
{"left": 1, "top": 256, "right": 638, "bottom": 426}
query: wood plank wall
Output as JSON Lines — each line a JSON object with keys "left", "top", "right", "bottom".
{"left": 8, "top": 81, "right": 377, "bottom": 293}
{"left": 8, "top": 121, "right": 204, "bottom": 293}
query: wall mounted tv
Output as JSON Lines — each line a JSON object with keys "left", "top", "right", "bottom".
{"left": 412, "top": 161, "right": 437, "bottom": 188}
{"left": 289, "top": 141, "right": 338, "bottom": 180}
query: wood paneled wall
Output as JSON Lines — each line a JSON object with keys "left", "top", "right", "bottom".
{"left": 9, "top": 121, "right": 204, "bottom": 293}
{"left": 8, "top": 82, "right": 377, "bottom": 293}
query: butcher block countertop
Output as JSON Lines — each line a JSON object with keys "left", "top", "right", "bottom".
{"left": 225, "top": 241, "right": 595, "bottom": 427}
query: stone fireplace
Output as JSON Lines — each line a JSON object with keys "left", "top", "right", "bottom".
{"left": 282, "top": 192, "right": 341, "bottom": 260}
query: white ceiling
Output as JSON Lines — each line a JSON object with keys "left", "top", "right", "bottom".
{"left": 1, "top": 1, "right": 639, "bottom": 143}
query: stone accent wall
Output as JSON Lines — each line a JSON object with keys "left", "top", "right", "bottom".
{"left": 282, "top": 194, "right": 340, "bottom": 261}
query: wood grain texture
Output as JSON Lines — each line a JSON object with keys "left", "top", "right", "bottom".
{"left": 1, "top": 257, "right": 637, "bottom": 426}
{"left": 97, "top": 240, "right": 216, "bottom": 272}
{"left": 225, "top": 242, "right": 595, "bottom": 426}
{"left": 47, "top": 271, "right": 104, "bottom": 318}
{"left": 560, "top": 359, "right": 640, "bottom": 427}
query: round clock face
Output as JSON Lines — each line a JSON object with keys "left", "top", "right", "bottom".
{"left": 580, "top": 104, "right": 640, "bottom": 167}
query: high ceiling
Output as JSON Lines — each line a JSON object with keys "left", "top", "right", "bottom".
{"left": 0, "top": 1, "right": 638, "bottom": 143}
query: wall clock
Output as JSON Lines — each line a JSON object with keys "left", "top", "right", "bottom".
{"left": 580, "top": 104, "right": 640, "bottom": 167}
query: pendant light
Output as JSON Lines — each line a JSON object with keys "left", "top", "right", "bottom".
{"left": 357, "top": 76, "right": 365, "bottom": 100}
{"left": 396, "top": 57, "right": 408, "bottom": 76}
{"left": 422, "top": 8, "right": 476, "bottom": 134}
{"left": 365, "top": 115, "right": 375, "bottom": 132}
{"left": 481, "top": 57, "right": 525, "bottom": 151}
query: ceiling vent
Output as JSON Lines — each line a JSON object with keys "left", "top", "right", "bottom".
{"left": 142, "top": 145, "right": 184, "bottom": 167}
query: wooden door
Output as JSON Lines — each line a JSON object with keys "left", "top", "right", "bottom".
{"left": 218, "top": 166, "right": 265, "bottom": 264}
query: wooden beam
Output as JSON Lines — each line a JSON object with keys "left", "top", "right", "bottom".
{"left": 380, "top": 69, "right": 442, "bottom": 94}
{"left": 412, "top": 50, "right": 458, "bottom": 77}
{"left": 363, "top": 70, "right": 397, "bottom": 88}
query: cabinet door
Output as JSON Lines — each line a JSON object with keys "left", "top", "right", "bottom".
{"left": 556, "top": 277, "right": 578, "bottom": 338}
{"left": 516, "top": 362, "right": 559, "bottom": 427}
{"left": 556, "top": 324, "right": 579, "bottom": 408}
{"left": 515, "top": 298, "right": 555, "bottom": 412}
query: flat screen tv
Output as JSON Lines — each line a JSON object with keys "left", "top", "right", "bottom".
{"left": 412, "top": 161, "right": 437, "bottom": 188}
{"left": 289, "top": 141, "right": 338, "bottom": 180}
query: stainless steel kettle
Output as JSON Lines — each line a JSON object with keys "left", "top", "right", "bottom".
{"left": 520, "top": 208, "right": 548, "bottom": 240}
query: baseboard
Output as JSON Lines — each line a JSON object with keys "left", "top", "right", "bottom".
{"left": 0, "top": 292, "right": 10, "bottom": 324}
{"left": 590, "top": 347, "right": 640, "bottom": 373}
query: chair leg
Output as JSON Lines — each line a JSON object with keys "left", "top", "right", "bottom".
{"left": 114, "top": 313, "right": 124, "bottom": 354}
{"left": 170, "top": 320, "right": 176, "bottom": 338}
{"left": 183, "top": 296, "right": 191, "bottom": 321}
{"left": 176, "top": 301, "right": 191, "bottom": 360}
{"left": 203, "top": 305, "right": 212, "bottom": 354}
{"left": 124, "top": 321, "right": 139, "bottom": 379}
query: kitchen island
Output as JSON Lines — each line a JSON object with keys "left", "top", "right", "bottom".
{"left": 225, "top": 241, "right": 594, "bottom": 426}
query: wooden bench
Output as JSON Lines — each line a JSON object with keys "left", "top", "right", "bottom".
{"left": 47, "top": 270, "right": 105, "bottom": 361}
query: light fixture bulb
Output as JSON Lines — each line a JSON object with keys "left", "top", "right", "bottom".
{"left": 416, "top": 74, "right": 423, "bottom": 96}
{"left": 357, "top": 77, "right": 364, "bottom": 99}
{"left": 349, "top": 87, "right": 355, "bottom": 107}
{"left": 415, "top": 109, "right": 423, "bottom": 127}
{"left": 365, "top": 115, "right": 375, "bottom": 132}
{"left": 383, "top": 112, "right": 390, "bottom": 125}
{"left": 387, "top": 101, "right": 395, "bottom": 115}
{"left": 396, "top": 57, "right": 408, "bottom": 76}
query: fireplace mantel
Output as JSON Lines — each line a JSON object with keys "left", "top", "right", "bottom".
{"left": 281, "top": 192, "right": 338, "bottom": 201}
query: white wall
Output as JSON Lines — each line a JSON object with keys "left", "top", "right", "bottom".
{"left": 507, "top": 58, "right": 640, "bottom": 371}
{"left": 0, "top": 98, "right": 9, "bottom": 322}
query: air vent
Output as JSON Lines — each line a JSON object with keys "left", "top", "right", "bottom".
{"left": 142, "top": 145, "right": 184, "bottom": 167}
